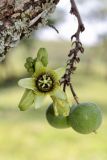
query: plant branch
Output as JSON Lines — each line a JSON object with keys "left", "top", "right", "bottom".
{"left": 70, "top": 0, "right": 85, "bottom": 41}
{"left": 0, "top": 0, "right": 60, "bottom": 62}
{"left": 60, "top": 0, "right": 85, "bottom": 104}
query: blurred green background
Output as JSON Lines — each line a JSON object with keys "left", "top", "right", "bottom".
{"left": 0, "top": 39, "right": 107, "bottom": 160}
{"left": 0, "top": 0, "right": 107, "bottom": 159}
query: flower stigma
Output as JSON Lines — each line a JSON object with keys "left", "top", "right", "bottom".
{"left": 35, "top": 72, "right": 55, "bottom": 93}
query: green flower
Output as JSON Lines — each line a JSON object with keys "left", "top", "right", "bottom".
{"left": 18, "top": 48, "right": 70, "bottom": 116}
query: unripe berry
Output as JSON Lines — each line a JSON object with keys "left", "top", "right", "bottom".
{"left": 67, "top": 103, "right": 102, "bottom": 134}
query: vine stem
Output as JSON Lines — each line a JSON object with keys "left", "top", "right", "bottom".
{"left": 60, "top": 0, "right": 85, "bottom": 104}
{"left": 70, "top": 0, "right": 85, "bottom": 41}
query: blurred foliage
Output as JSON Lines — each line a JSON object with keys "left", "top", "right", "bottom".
{"left": 0, "top": 38, "right": 107, "bottom": 83}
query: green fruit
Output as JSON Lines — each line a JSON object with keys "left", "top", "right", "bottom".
{"left": 68, "top": 103, "right": 102, "bottom": 134}
{"left": 46, "top": 104, "right": 70, "bottom": 129}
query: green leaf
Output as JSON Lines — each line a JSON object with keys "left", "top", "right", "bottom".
{"left": 18, "top": 89, "right": 35, "bottom": 111}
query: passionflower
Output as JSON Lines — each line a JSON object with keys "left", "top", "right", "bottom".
{"left": 18, "top": 48, "right": 70, "bottom": 116}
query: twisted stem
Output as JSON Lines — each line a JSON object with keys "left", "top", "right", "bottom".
{"left": 60, "top": 0, "right": 85, "bottom": 104}
{"left": 70, "top": 0, "right": 85, "bottom": 41}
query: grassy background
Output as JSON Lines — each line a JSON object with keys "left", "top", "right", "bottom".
{"left": 0, "top": 40, "right": 107, "bottom": 160}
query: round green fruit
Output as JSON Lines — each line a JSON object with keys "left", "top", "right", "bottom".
{"left": 68, "top": 103, "right": 102, "bottom": 134}
{"left": 46, "top": 104, "right": 70, "bottom": 129}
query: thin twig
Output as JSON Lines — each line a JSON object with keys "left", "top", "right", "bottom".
{"left": 48, "top": 24, "right": 59, "bottom": 33}
{"left": 70, "top": 83, "right": 79, "bottom": 104}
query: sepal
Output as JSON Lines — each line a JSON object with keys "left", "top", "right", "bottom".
{"left": 18, "top": 89, "right": 35, "bottom": 111}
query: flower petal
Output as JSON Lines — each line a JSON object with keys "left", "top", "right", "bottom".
{"left": 51, "top": 87, "right": 67, "bottom": 100}
{"left": 55, "top": 67, "right": 65, "bottom": 79}
{"left": 18, "top": 78, "right": 35, "bottom": 90}
{"left": 34, "top": 95, "right": 46, "bottom": 109}
{"left": 18, "top": 89, "right": 35, "bottom": 111}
